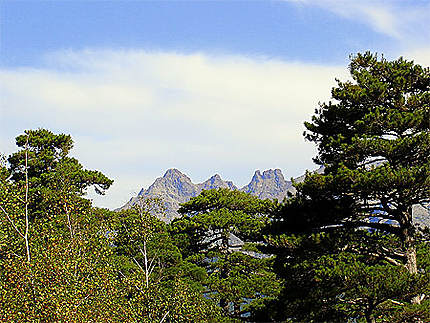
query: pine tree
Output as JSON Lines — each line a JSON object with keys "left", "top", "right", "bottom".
{"left": 267, "top": 52, "right": 430, "bottom": 322}
{"left": 170, "top": 188, "right": 280, "bottom": 320}
{"left": 305, "top": 53, "right": 429, "bottom": 275}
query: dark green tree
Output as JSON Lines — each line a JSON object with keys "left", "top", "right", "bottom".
{"left": 263, "top": 230, "right": 430, "bottom": 322}
{"left": 302, "top": 52, "right": 429, "bottom": 276}
{"left": 266, "top": 52, "right": 430, "bottom": 322}
{"left": 7, "top": 128, "right": 113, "bottom": 220}
{"left": 170, "top": 188, "right": 280, "bottom": 320}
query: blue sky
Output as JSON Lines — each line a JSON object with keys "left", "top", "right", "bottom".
{"left": 1, "top": 0, "right": 430, "bottom": 209}
{"left": 1, "top": 1, "right": 395, "bottom": 66}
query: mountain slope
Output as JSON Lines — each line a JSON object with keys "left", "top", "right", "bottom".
{"left": 120, "top": 168, "right": 291, "bottom": 221}
{"left": 240, "top": 169, "right": 292, "bottom": 200}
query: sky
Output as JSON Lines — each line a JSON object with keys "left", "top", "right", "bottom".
{"left": 1, "top": 0, "right": 430, "bottom": 209}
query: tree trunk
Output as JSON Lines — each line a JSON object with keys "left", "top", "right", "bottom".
{"left": 365, "top": 312, "right": 376, "bottom": 323}
{"left": 233, "top": 303, "right": 241, "bottom": 319}
{"left": 219, "top": 298, "right": 228, "bottom": 313}
{"left": 220, "top": 236, "right": 229, "bottom": 313}
{"left": 364, "top": 301, "right": 375, "bottom": 323}
{"left": 402, "top": 212, "right": 421, "bottom": 305}
{"left": 405, "top": 235, "right": 417, "bottom": 275}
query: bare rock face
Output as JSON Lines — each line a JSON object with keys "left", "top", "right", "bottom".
{"left": 120, "top": 168, "right": 317, "bottom": 222}
{"left": 240, "top": 169, "right": 292, "bottom": 201}
{"left": 121, "top": 169, "right": 237, "bottom": 221}
{"left": 413, "top": 203, "right": 430, "bottom": 228}
{"left": 198, "top": 174, "right": 237, "bottom": 191}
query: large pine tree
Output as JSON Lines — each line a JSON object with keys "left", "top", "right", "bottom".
{"left": 302, "top": 52, "right": 429, "bottom": 279}
{"left": 270, "top": 52, "right": 430, "bottom": 320}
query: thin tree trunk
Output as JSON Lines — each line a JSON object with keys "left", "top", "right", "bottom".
{"left": 64, "top": 200, "right": 74, "bottom": 239}
{"left": 364, "top": 302, "right": 375, "bottom": 323}
{"left": 405, "top": 234, "right": 421, "bottom": 304}
{"left": 219, "top": 235, "right": 229, "bottom": 313}
{"left": 144, "top": 239, "right": 149, "bottom": 289}
{"left": 24, "top": 136, "right": 31, "bottom": 264}
{"left": 405, "top": 235, "right": 418, "bottom": 275}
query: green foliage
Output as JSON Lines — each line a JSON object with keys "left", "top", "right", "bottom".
{"left": 265, "top": 53, "right": 430, "bottom": 322}
{"left": 7, "top": 128, "right": 113, "bottom": 219}
{"left": 110, "top": 197, "right": 225, "bottom": 322}
{"left": 1, "top": 53, "right": 429, "bottom": 321}
{"left": 0, "top": 204, "right": 125, "bottom": 321}
{"left": 299, "top": 52, "right": 429, "bottom": 227}
{"left": 304, "top": 52, "right": 430, "bottom": 169}
{"left": 170, "top": 188, "right": 281, "bottom": 320}
{"left": 261, "top": 231, "right": 430, "bottom": 322}
{"left": 0, "top": 129, "right": 223, "bottom": 322}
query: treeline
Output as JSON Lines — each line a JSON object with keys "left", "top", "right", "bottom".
{"left": 0, "top": 52, "right": 429, "bottom": 322}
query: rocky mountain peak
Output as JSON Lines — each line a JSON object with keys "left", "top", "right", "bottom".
{"left": 240, "top": 168, "right": 292, "bottom": 200}
{"left": 118, "top": 167, "right": 428, "bottom": 226}
{"left": 120, "top": 169, "right": 240, "bottom": 221}
{"left": 253, "top": 170, "right": 262, "bottom": 178}
{"left": 199, "top": 174, "right": 237, "bottom": 191}
{"left": 119, "top": 166, "right": 428, "bottom": 227}
{"left": 262, "top": 168, "right": 283, "bottom": 178}
{"left": 121, "top": 168, "right": 294, "bottom": 221}
{"left": 209, "top": 174, "right": 222, "bottom": 181}
{"left": 162, "top": 168, "right": 189, "bottom": 180}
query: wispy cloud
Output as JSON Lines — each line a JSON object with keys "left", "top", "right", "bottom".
{"left": 0, "top": 49, "right": 348, "bottom": 209}
{"left": 285, "top": 0, "right": 430, "bottom": 43}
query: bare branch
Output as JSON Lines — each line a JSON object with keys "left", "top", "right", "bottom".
{"left": 159, "top": 310, "right": 170, "bottom": 323}
{"left": 0, "top": 205, "right": 24, "bottom": 238}
{"left": 133, "top": 257, "right": 145, "bottom": 273}
{"left": 387, "top": 299, "right": 405, "bottom": 306}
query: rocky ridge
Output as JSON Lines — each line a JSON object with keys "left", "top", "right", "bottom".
{"left": 120, "top": 168, "right": 298, "bottom": 221}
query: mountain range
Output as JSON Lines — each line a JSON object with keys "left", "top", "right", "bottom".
{"left": 119, "top": 167, "right": 323, "bottom": 222}
{"left": 119, "top": 167, "right": 429, "bottom": 227}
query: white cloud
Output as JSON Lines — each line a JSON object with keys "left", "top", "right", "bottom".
{"left": 402, "top": 48, "right": 430, "bottom": 67}
{"left": 2, "top": 48, "right": 429, "bottom": 209}
{"left": 1, "top": 49, "right": 348, "bottom": 209}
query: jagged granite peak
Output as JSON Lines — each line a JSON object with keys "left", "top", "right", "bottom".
{"left": 198, "top": 174, "right": 237, "bottom": 191}
{"left": 240, "top": 168, "right": 292, "bottom": 200}
{"left": 121, "top": 169, "right": 238, "bottom": 222}
{"left": 162, "top": 168, "right": 189, "bottom": 180}
{"left": 149, "top": 168, "right": 197, "bottom": 197}
{"left": 121, "top": 168, "right": 292, "bottom": 221}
